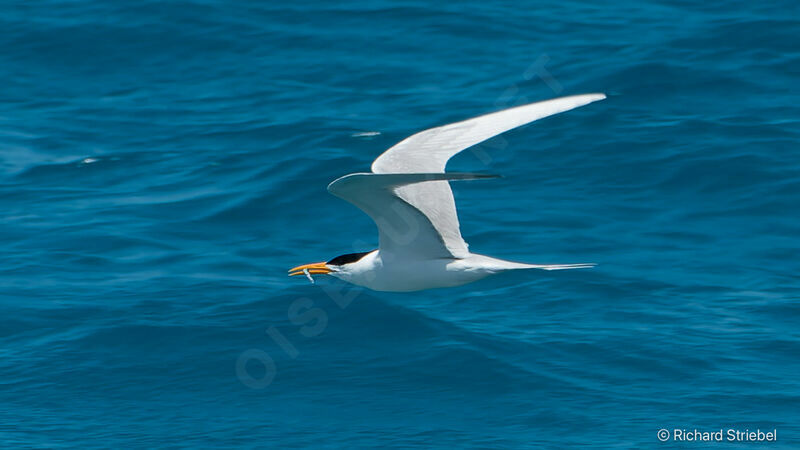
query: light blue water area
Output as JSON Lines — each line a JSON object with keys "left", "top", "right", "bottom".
{"left": 1, "top": 0, "right": 799, "bottom": 447}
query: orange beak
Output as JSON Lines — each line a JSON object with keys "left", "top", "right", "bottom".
{"left": 288, "top": 261, "right": 333, "bottom": 277}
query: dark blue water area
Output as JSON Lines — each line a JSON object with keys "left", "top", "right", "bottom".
{"left": 1, "top": 0, "right": 799, "bottom": 447}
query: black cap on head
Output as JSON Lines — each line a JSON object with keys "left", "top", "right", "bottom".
{"left": 327, "top": 251, "right": 372, "bottom": 266}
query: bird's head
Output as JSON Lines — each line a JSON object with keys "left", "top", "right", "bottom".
{"left": 289, "top": 251, "right": 373, "bottom": 281}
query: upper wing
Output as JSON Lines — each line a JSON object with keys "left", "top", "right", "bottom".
{"left": 368, "top": 94, "right": 607, "bottom": 258}
{"left": 371, "top": 94, "right": 606, "bottom": 173}
{"left": 327, "top": 173, "right": 497, "bottom": 260}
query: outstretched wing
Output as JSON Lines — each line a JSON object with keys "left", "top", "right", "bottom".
{"left": 369, "top": 94, "right": 607, "bottom": 258}
{"left": 372, "top": 94, "right": 606, "bottom": 173}
{"left": 327, "top": 173, "right": 497, "bottom": 260}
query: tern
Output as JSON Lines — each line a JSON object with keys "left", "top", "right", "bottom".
{"left": 289, "top": 93, "right": 605, "bottom": 292}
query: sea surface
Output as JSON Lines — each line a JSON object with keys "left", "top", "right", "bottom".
{"left": 1, "top": 0, "right": 799, "bottom": 447}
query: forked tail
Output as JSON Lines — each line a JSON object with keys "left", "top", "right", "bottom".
{"left": 479, "top": 255, "right": 596, "bottom": 271}
{"left": 524, "top": 263, "right": 596, "bottom": 271}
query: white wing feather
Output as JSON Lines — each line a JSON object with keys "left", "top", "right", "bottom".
{"left": 371, "top": 94, "right": 606, "bottom": 173}
{"left": 328, "top": 173, "right": 498, "bottom": 260}
{"left": 365, "top": 94, "right": 606, "bottom": 258}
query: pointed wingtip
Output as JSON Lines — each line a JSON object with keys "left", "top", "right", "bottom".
{"left": 586, "top": 93, "right": 606, "bottom": 102}
{"left": 442, "top": 172, "right": 503, "bottom": 182}
{"left": 552, "top": 93, "right": 606, "bottom": 110}
{"left": 568, "top": 93, "right": 606, "bottom": 103}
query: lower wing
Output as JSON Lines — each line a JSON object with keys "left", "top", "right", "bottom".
{"left": 327, "top": 172, "right": 497, "bottom": 260}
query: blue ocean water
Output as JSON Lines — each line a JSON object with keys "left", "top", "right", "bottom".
{"left": 2, "top": 0, "right": 799, "bottom": 447}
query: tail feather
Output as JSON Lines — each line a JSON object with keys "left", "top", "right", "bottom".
{"left": 526, "top": 263, "right": 596, "bottom": 271}
{"left": 475, "top": 255, "right": 596, "bottom": 272}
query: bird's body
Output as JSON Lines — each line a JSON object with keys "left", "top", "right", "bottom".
{"left": 330, "top": 250, "right": 498, "bottom": 292}
{"left": 329, "top": 250, "right": 594, "bottom": 292}
{"left": 290, "top": 93, "right": 605, "bottom": 292}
